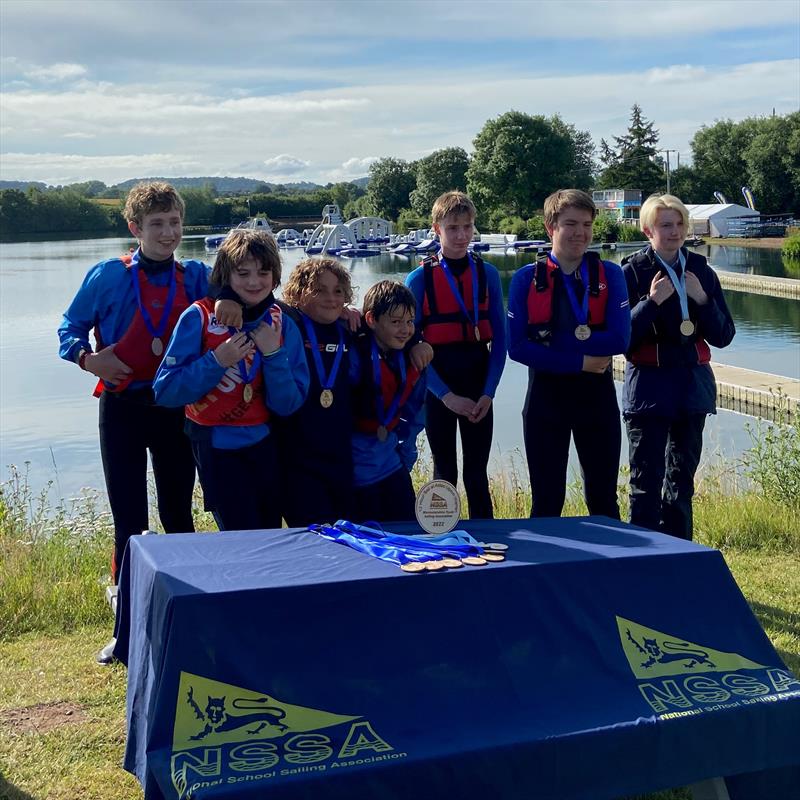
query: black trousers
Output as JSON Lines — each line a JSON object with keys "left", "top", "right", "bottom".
{"left": 191, "top": 433, "right": 281, "bottom": 532}
{"left": 99, "top": 389, "right": 195, "bottom": 583}
{"left": 626, "top": 413, "right": 706, "bottom": 540}
{"left": 281, "top": 462, "right": 354, "bottom": 527}
{"left": 352, "top": 468, "right": 416, "bottom": 525}
{"left": 425, "top": 393, "right": 494, "bottom": 519}
{"left": 523, "top": 371, "right": 621, "bottom": 519}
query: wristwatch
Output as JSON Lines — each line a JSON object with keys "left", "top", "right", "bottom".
{"left": 76, "top": 348, "right": 91, "bottom": 370}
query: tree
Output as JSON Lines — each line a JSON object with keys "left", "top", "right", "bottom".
{"left": 181, "top": 185, "right": 217, "bottom": 225}
{"left": 596, "top": 104, "right": 664, "bottom": 197}
{"left": 410, "top": 147, "right": 470, "bottom": 216}
{"left": 466, "top": 111, "right": 575, "bottom": 220}
{"left": 366, "top": 158, "right": 417, "bottom": 221}
{"left": 549, "top": 116, "right": 596, "bottom": 190}
{"left": 667, "top": 166, "right": 715, "bottom": 204}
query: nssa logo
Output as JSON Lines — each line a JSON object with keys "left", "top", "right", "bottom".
{"left": 170, "top": 672, "right": 405, "bottom": 799}
{"left": 617, "top": 616, "right": 800, "bottom": 719}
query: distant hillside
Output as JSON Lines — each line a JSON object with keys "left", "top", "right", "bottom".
{"left": 0, "top": 181, "right": 49, "bottom": 191}
{"left": 351, "top": 176, "right": 370, "bottom": 189}
{"left": 1, "top": 177, "right": 368, "bottom": 193}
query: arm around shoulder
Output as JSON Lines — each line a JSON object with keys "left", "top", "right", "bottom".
{"left": 261, "top": 314, "right": 310, "bottom": 415}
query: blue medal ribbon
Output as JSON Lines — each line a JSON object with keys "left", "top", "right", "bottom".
{"left": 438, "top": 253, "right": 480, "bottom": 334}
{"left": 130, "top": 248, "right": 178, "bottom": 340}
{"left": 371, "top": 339, "right": 406, "bottom": 433}
{"left": 550, "top": 253, "right": 589, "bottom": 326}
{"left": 300, "top": 313, "right": 344, "bottom": 392}
{"left": 226, "top": 306, "right": 273, "bottom": 386}
{"left": 654, "top": 249, "right": 690, "bottom": 322}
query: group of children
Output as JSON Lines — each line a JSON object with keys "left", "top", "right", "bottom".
{"left": 59, "top": 182, "right": 734, "bottom": 662}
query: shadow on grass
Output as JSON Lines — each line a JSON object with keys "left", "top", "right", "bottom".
{"left": 0, "top": 775, "right": 37, "bottom": 800}
{"left": 749, "top": 600, "right": 800, "bottom": 640}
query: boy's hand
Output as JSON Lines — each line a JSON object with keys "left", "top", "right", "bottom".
{"left": 469, "top": 395, "right": 492, "bottom": 423}
{"left": 582, "top": 355, "right": 611, "bottom": 374}
{"left": 215, "top": 299, "right": 243, "bottom": 328}
{"left": 85, "top": 345, "right": 133, "bottom": 385}
{"left": 685, "top": 271, "right": 708, "bottom": 305}
{"left": 252, "top": 312, "right": 282, "bottom": 356}
{"left": 340, "top": 305, "right": 362, "bottom": 332}
{"left": 214, "top": 331, "right": 253, "bottom": 368}
{"left": 649, "top": 272, "right": 675, "bottom": 305}
{"left": 442, "top": 392, "right": 476, "bottom": 417}
{"left": 409, "top": 341, "right": 433, "bottom": 371}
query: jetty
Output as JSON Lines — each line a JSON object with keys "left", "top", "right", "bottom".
{"left": 712, "top": 270, "right": 800, "bottom": 300}
{"left": 612, "top": 356, "right": 798, "bottom": 422}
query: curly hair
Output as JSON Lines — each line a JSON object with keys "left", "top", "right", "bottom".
{"left": 281, "top": 257, "right": 355, "bottom": 307}
{"left": 123, "top": 181, "right": 185, "bottom": 225}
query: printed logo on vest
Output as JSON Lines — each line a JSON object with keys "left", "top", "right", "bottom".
{"left": 170, "top": 671, "right": 405, "bottom": 799}
{"left": 616, "top": 616, "right": 800, "bottom": 719}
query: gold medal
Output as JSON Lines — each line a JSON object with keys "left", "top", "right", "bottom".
{"left": 401, "top": 562, "right": 426, "bottom": 573}
{"left": 441, "top": 558, "right": 464, "bottom": 569}
{"left": 320, "top": 389, "right": 334, "bottom": 408}
{"left": 680, "top": 320, "right": 695, "bottom": 336}
{"left": 480, "top": 552, "right": 505, "bottom": 562}
{"left": 474, "top": 325, "right": 481, "bottom": 342}
{"left": 423, "top": 560, "right": 446, "bottom": 571}
{"left": 243, "top": 384, "right": 253, "bottom": 403}
{"left": 462, "top": 555, "right": 487, "bottom": 566}
{"left": 376, "top": 425, "right": 388, "bottom": 442}
{"left": 151, "top": 337, "right": 163, "bottom": 356}
{"left": 574, "top": 324, "right": 591, "bottom": 341}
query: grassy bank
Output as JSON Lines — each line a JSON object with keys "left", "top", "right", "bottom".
{"left": 1, "top": 445, "right": 798, "bottom": 799}
{"left": 704, "top": 237, "right": 786, "bottom": 249}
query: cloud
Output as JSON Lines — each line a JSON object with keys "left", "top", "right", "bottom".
{"left": 62, "top": 131, "right": 95, "bottom": 139}
{"left": 26, "top": 62, "right": 88, "bottom": 82}
{"left": 262, "top": 154, "right": 310, "bottom": 173}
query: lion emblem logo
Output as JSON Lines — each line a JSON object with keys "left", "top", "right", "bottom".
{"left": 626, "top": 629, "right": 716, "bottom": 670}
{"left": 186, "top": 686, "right": 288, "bottom": 741}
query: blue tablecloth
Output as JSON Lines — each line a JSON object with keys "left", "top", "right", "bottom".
{"left": 114, "top": 517, "right": 800, "bottom": 800}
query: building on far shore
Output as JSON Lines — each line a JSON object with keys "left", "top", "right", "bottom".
{"left": 592, "top": 189, "right": 643, "bottom": 222}
{"left": 685, "top": 204, "right": 759, "bottom": 238}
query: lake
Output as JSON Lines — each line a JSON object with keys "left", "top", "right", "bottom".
{"left": 1, "top": 234, "right": 798, "bottom": 506}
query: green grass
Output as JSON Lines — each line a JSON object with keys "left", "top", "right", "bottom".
{"left": 1, "top": 451, "right": 798, "bottom": 799}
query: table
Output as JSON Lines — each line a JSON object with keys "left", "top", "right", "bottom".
{"left": 114, "top": 517, "right": 800, "bottom": 800}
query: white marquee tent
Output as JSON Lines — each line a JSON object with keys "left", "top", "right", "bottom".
{"left": 685, "top": 204, "right": 758, "bottom": 237}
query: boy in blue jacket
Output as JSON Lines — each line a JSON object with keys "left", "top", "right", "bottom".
{"left": 154, "top": 229, "right": 308, "bottom": 531}
{"left": 508, "top": 189, "right": 631, "bottom": 519}
{"left": 349, "top": 281, "right": 427, "bottom": 523}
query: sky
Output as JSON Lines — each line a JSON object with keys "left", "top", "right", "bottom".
{"left": 1, "top": 0, "right": 798, "bottom": 187}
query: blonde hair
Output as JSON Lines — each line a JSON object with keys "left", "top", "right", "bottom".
{"left": 281, "top": 257, "right": 354, "bottom": 307}
{"left": 639, "top": 194, "right": 689, "bottom": 233}
{"left": 210, "top": 229, "right": 282, "bottom": 288}
{"left": 543, "top": 189, "right": 596, "bottom": 229}
{"left": 431, "top": 191, "right": 476, "bottom": 225}
{"left": 123, "top": 181, "right": 185, "bottom": 225}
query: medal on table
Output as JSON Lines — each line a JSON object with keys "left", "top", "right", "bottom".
{"left": 371, "top": 339, "right": 405, "bottom": 444}
{"left": 439, "top": 253, "right": 483, "bottom": 343}
{"left": 554, "top": 254, "right": 593, "bottom": 341}
{"left": 301, "top": 313, "right": 344, "bottom": 409}
{"left": 654, "top": 249, "right": 694, "bottom": 338}
{"left": 129, "top": 249, "right": 178, "bottom": 359}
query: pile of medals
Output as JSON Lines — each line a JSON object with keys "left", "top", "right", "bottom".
{"left": 308, "top": 520, "right": 508, "bottom": 573}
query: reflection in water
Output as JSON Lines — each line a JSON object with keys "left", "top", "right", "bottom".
{"left": 0, "top": 234, "right": 798, "bottom": 501}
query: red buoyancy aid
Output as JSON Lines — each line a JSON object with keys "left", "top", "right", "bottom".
{"left": 94, "top": 253, "right": 192, "bottom": 395}
{"left": 353, "top": 355, "right": 422, "bottom": 436}
{"left": 526, "top": 252, "right": 609, "bottom": 341}
{"left": 185, "top": 298, "right": 270, "bottom": 427}
{"left": 421, "top": 254, "right": 493, "bottom": 345}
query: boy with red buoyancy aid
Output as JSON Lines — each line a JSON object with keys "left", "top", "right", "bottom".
{"left": 507, "top": 189, "right": 631, "bottom": 519}
{"left": 350, "top": 281, "right": 427, "bottom": 523}
{"left": 153, "top": 229, "right": 309, "bottom": 532}
{"left": 58, "top": 182, "right": 208, "bottom": 660}
{"left": 405, "top": 191, "right": 506, "bottom": 519}
{"left": 622, "top": 194, "right": 735, "bottom": 540}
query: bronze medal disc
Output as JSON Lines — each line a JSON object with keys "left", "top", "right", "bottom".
{"left": 474, "top": 325, "right": 481, "bottom": 342}
{"left": 376, "top": 425, "right": 389, "bottom": 442}
{"left": 151, "top": 337, "right": 163, "bottom": 356}
{"left": 401, "top": 562, "right": 426, "bottom": 573}
{"left": 481, "top": 552, "right": 505, "bottom": 562}
{"left": 574, "top": 324, "right": 591, "bottom": 341}
{"left": 680, "top": 320, "right": 695, "bottom": 336}
{"left": 462, "top": 555, "right": 487, "bottom": 566}
{"left": 320, "top": 389, "right": 334, "bottom": 408}
{"left": 243, "top": 384, "right": 253, "bottom": 403}
{"left": 441, "top": 558, "right": 464, "bottom": 569}
{"left": 484, "top": 542, "right": 509, "bottom": 552}
{"left": 423, "top": 560, "right": 446, "bottom": 571}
